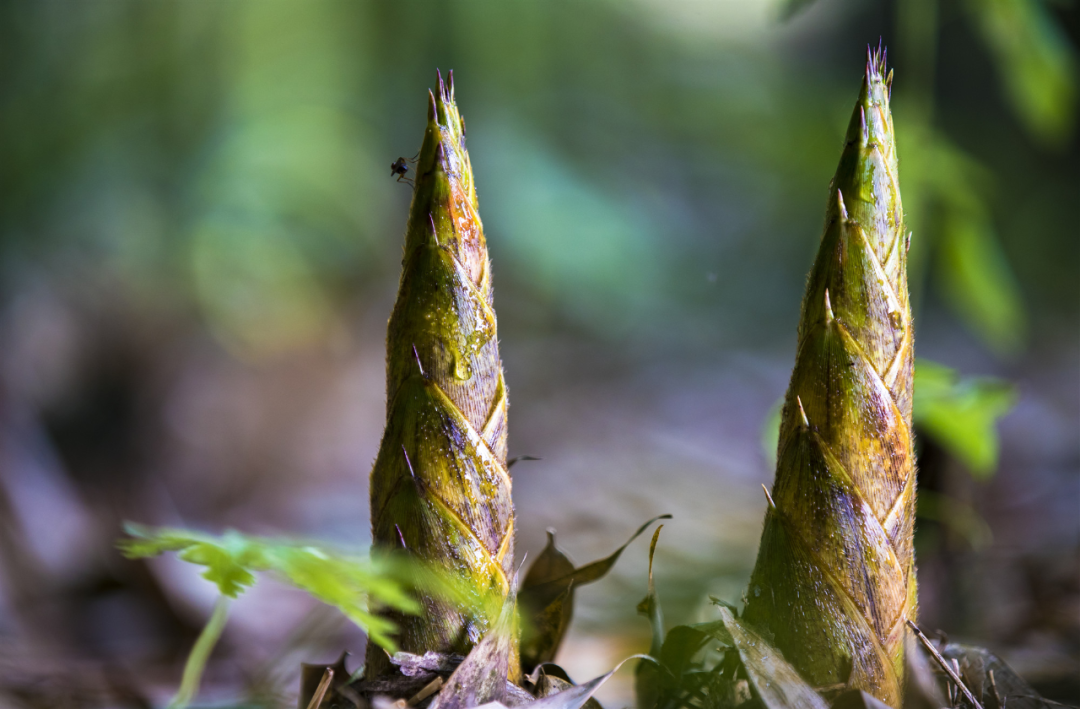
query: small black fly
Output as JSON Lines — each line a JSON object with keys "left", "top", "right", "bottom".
{"left": 390, "top": 157, "right": 413, "bottom": 186}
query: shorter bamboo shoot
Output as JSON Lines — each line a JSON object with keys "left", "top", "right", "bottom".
{"left": 368, "top": 71, "right": 514, "bottom": 676}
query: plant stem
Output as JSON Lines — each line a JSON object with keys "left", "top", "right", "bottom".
{"left": 169, "top": 596, "right": 230, "bottom": 709}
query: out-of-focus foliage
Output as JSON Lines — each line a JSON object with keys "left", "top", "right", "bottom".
{"left": 120, "top": 524, "right": 420, "bottom": 650}
{"left": 776, "top": 0, "right": 820, "bottom": 20}
{"left": 0, "top": 1, "right": 1072, "bottom": 355}
{"left": 963, "top": 0, "right": 1078, "bottom": 146}
{"left": 185, "top": 5, "right": 373, "bottom": 360}
{"left": 899, "top": 126, "right": 1029, "bottom": 355}
{"left": 937, "top": 207, "right": 1026, "bottom": 356}
{"left": 916, "top": 490, "right": 994, "bottom": 550}
{"left": 913, "top": 360, "right": 1019, "bottom": 477}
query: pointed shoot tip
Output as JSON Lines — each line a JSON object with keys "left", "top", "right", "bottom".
{"left": 866, "top": 41, "right": 889, "bottom": 83}
{"left": 437, "top": 68, "right": 448, "bottom": 102}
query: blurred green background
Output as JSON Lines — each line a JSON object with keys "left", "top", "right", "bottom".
{"left": 0, "top": 1, "right": 1076, "bottom": 707}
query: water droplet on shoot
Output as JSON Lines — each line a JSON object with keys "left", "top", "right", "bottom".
{"left": 453, "top": 354, "right": 472, "bottom": 381}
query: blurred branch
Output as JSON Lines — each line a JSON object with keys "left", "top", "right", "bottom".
{"left": 963, "top": 0, "right": 1078, "bottom": 147}
{"left": 898, "top": 119, "right": 1029, "bottom": 355}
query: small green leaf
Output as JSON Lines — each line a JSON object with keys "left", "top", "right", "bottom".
{"left": 178, "top": 544, "right": 258, "bottom": 599}
{"left": 120, "top": 523, "right": 202, "bottom": 556}
{"left": 657, "top": 625, "right": 710, "bottom": 682}
{"left": 269, "top": 546, "right": 420, "bottom": 651}
{"left": 914, "top": 360, "right": 1019, "bottom": 477}
{"left": 118, "top": 525, "right": 421, "bottom": 651}
{"left": 121, "top": 525, "right": 260, "bottom": 598}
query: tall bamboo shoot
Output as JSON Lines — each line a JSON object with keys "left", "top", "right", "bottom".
{"left": 742, "top": 48, "right": 916, "bottom": 707}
